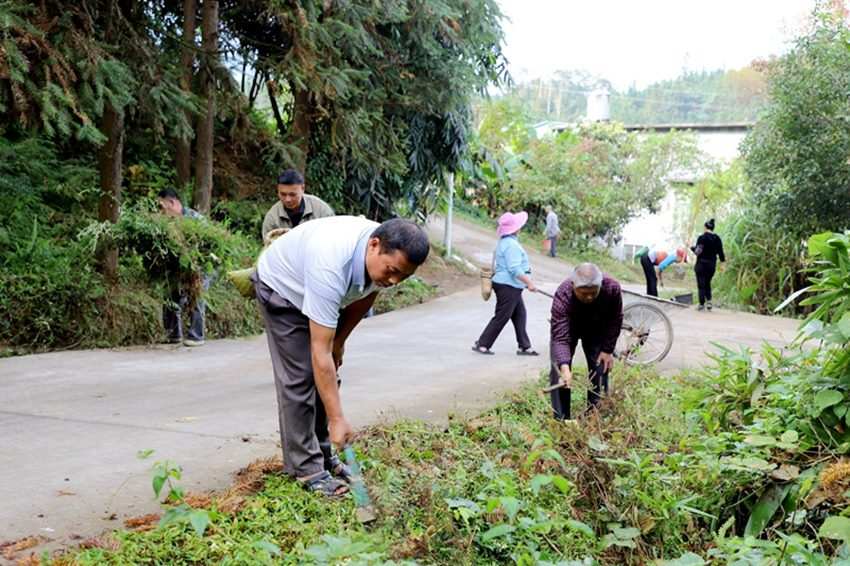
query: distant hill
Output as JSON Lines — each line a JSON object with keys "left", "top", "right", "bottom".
{"left": 506, "top": 67, "right": 767, "bottom": 125}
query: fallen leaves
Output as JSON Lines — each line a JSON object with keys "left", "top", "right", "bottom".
{"left": 78, "top": 534, "right": 120, "bottom": 552}
{"left": 124, "top": 514, "right": 160, "bottom": 531}
{"left": 1, "top": 537, "right": 43, "bottom": 560}
{"left": 770, "top": 463, "right": 800, "bottom": 482}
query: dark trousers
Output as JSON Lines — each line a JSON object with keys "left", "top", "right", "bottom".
{"left": 163, "top": 274, "right": 211, "bottom": 341}
{"left": 547, "top": 236, "right": 558, "bottom": 257}
{"left": 549, "top": 339, "right": 609, "bottom": 420}
{"left": 254, "top": 276, "right": 337, "bottom": 478}
{"left": 695, "top": 260, "right": 716, "bottom": 306}
{"left": 640, "top": 254, "right": 658, "bottom": 297}
{"left": 476, "top": 282, "right": 531, "bottom": 350}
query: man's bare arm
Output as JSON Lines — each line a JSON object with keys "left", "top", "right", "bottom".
{"left": 309, "top": 321, "right": 353, "bottom": 448}
{"left": 336, "top": 292, "right": 378, "bottom": 346}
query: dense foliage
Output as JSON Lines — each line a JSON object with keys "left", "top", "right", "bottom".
{"left": 0, "top": 0, "right": 508, "bottom": 352}
{"left": 463, "top": 102, "right": 698, "bottom": 246}
{"left": 713, "top": 8, "right": 850, "bottom": 313}
{"left": 0, "top": 139, "right": 262, "bottom": 354}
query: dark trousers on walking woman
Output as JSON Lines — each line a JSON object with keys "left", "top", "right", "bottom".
{"left": 640, "top": 254, "right": 658, "bottom": 297}
{"left": 694, "top": 259, "right": 716, "bottom": 307}
{"left": 476, "top": 283, "right": 531, "bottom": 351}
{"left": 548, "top": 339, "right": 609, "bottom": 420}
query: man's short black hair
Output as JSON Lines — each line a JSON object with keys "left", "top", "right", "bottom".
{"left": 157, "top": 188, "right": 181, "bottom": 201}
{"left": 277, "top": 169, "right": 305, "bottom": 186}
{"left": 372, "top": 218, "right": 430, "bottom": 266}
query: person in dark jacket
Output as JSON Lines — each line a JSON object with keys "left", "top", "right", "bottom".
{"left": 691, "top": 218, "right": 725, "bottom": 311}
{"left": 549, "top": 263, "right": 623, "bottom": 420}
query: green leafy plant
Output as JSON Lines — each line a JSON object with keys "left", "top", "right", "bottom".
{"left": 139, "top": 451, "right": 215, "bottom": 537}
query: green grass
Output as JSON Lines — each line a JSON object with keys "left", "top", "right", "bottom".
{"left": 373, "top": 276, "right": 439, "bottom": 315}
{"left": 42, "top": 235, "right": 850, "bottom": 565}
{"left": 48, "top": 331, "right": 850, "bottom": 565}
{"left": 45, "top": 364, "right": 734, "bottom": 565}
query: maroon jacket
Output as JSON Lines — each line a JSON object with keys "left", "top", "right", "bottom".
{"left": 550, "top": 275, "right": 624, "bottom": 367}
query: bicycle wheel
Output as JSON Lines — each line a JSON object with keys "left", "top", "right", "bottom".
{"left": 616, "top": 302, "right": 673, "bottom": 365}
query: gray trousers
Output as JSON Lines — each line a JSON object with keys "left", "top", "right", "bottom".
{"left": 254, "top": 276, "right": 335, "bottom": 477}
{"left": 547, "top": 236, "right": 558, "bottom": 257}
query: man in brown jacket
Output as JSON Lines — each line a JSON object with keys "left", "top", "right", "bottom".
{"left": 261, "top": 169, "right": 334, "bottom": 243}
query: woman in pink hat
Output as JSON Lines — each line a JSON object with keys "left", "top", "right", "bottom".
{"left": 473, "top": 211, "right": 539, "bottom": 356}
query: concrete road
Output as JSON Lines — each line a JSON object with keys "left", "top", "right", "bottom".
{"left": 0, "top": 216, "right": 798, "bottom": 557}
{"left": 427, "top": 216, "right": 800, "bottom": 369}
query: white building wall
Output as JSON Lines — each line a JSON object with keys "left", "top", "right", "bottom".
{"left": 612, "top": 129, "right": 747, "bottom": 258}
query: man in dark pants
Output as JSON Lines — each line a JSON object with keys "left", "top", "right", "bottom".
{"left": 639, "top": 247, "right": 685, "bottom": 297}
{"left": 549, "top": 263, "right": 623, "bottom": 420}
{"left": 254, "top": 216, "right": 429, "bottom": 497}
{"left": 157, "top": 188, "right": 209, "bottom": 347}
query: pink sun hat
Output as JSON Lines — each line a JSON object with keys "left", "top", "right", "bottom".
{"left": 497, "top": 211, "right": 528, "bottom": 237}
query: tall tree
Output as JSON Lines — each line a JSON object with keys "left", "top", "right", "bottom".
{"left": 97, "top": 104, "right": 125, "bottom": 282}
{"left": 193, "top": 0, "right": 218, "bottom": 214}
{"left": 742, "top": 10, "right": 850, "bottom": 239}
{"left": 175, "top": 0, "right": 197, "bottom": 190}
{"left": 96, "top": 0, "right": 134, "bottom": 282}
{"left": 222, "top": 0, "right": 507, "bottom": 218}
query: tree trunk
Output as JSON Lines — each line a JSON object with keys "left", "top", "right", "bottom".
{"left": 97, "top": 103, "right": 125, "bottom": 283}
{"left": 96, "top": 0, "right": 126, "bottom": 283}
{"left": 193, "top": 0, "right": 218, "bottom": 214}
{"left": 290, "top": 84, "right": 312, "bottom": 172}
{"left": 267, "top": 79, "right": 287, "bottom": 137}
{"left": 175, "top": 0, "right": 196, "bottom": 190}
{"left": 248, "top": 69, "right": 263, "bottom": 109}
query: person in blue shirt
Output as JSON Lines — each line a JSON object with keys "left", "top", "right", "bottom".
{"left": 473, "top": 211, "right": 539, "bottom": 356}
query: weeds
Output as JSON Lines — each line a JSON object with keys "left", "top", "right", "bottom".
{"left": 373, "top": 276, "right": 438, "bottom": 315}
{"left": 36, "top": 233, "right": 850, "bottom": 564}
{"left": 49, "top": 365, "right": 705, "bottom": 565}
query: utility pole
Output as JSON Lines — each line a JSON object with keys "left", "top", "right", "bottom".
{"left": 443, "top": 171, "right": 454, "bottom": 257}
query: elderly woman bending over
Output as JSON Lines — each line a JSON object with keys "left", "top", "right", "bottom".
{"left": 549, "top": 263, "right": 623, "bottom": 420}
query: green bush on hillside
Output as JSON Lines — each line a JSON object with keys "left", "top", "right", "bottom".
{"left": 0, "top": 138, "right": 263, "bottom": 353}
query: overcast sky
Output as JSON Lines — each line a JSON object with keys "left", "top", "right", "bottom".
{"left": 498, "top": 0, "right": 816, "bottom": 89}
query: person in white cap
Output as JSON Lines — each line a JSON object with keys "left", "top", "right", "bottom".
{"left": 472, "top": 211, "right": 539, "bottom": 356}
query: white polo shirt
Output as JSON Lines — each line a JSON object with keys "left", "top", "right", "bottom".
{"left": 256, "top": 216, "right": 379, "bottom": 328}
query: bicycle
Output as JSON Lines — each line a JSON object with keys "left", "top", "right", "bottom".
{"left": 537, "top": 289, "right": 675, "bottom": 366}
